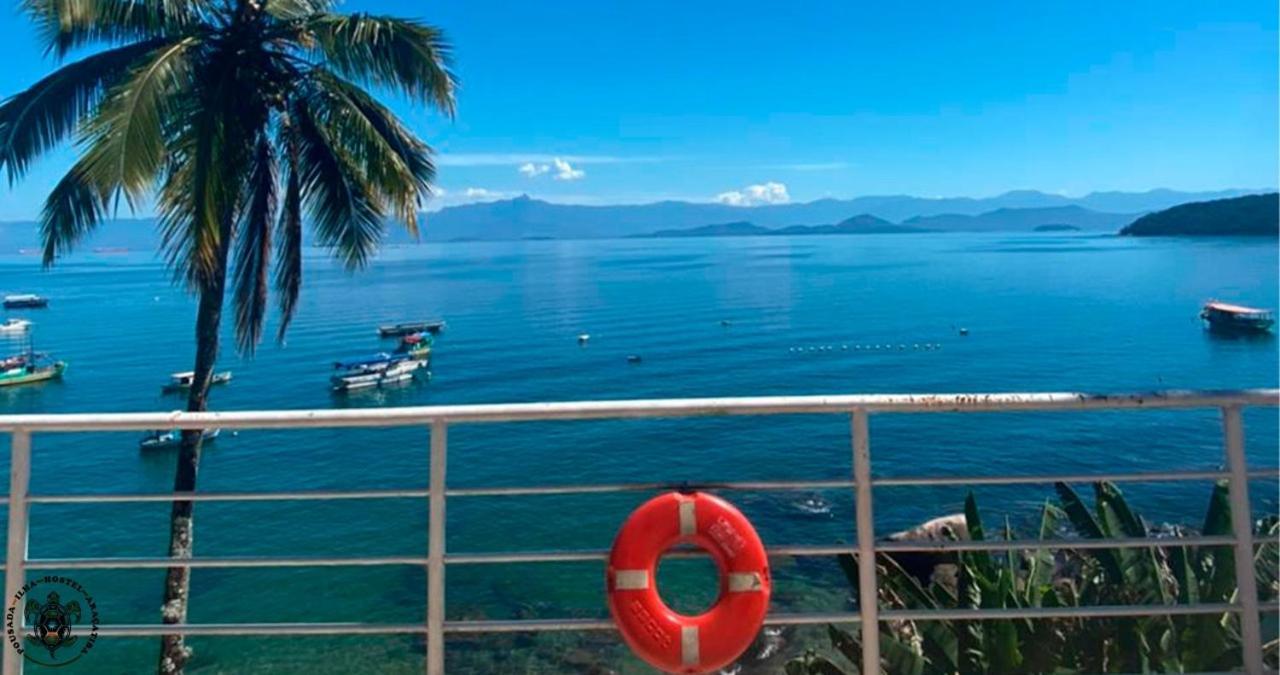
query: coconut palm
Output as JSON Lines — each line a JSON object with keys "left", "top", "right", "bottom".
{"left": 0, "top": 1, "right": 456, "bottom": 671}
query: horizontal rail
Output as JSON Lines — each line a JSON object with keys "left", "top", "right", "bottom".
{"left": 27, "top": 534, "right": 1258, "bottom": 570}
{"left": 95, "top": 623, "right": 428, "bottom": 637}
{"left": 27, "top": 556, "right": 429, "bottom": 570}
{"left": 90, "top": 602, "right": 1278, "bottom": 637}
{"left": 875, "top": 468, "right": 1280, "bottom": 487}
{"left": 1, "top": 389, "right": 1275, "bottom": 431}
{"left": 446, "top": 479, "right": 856, "bottom": 497}
{"left": 25, "top": 488, "right": 431, "bottom": 504}
{"left": 26, "top": 468, "right": 1278, "bottom": 506}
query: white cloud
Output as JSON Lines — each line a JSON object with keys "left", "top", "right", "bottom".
{"left": 552, "top": 158, "right": 585, "bottom": 181}
{"left": 715, "top": 182, "right": 790, "bottom": 206}
{"left": 518, "top": 162, "right": 550, "bottom": 177}
{"left": 463, "top": 187, "right": 503, "bottom": 200}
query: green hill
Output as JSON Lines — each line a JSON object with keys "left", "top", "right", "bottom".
{"left": 1119, "top": 193, "right": 1278, "bottom": 236}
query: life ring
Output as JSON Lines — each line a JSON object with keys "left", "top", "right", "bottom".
{"left": 606, "top": 491, "right": 770, "bottom": 674}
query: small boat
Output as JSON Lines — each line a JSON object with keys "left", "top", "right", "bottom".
{"left": 139, "top": 428, "right": 220, "bottom": 450}
{"left": 0, "top": 318, "right": 31, "bottom": 333}
{"left": 162, "top": 370, "right": 232, "bottom": 393}
{"left": 378, "top": 320, "right": 446, "bottom": 338}
{"left": 577, "top": 333, "right": 590, "bottom": 344}
{"left": 394, "top": 333, "right": 433, "bottom": 360}
{"left": 1201, "top": 301, "right": 1275, "bottom": 333}
{"left": 0, "top": 352, "right": 66, "bottom": 387}
{"left": 3, "top": 294, "right": 48, "bottom": 309}
{"left": 331, "top": 354, "right": 428, "bottom": 391}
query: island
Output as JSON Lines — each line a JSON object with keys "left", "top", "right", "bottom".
{"left": 1119, "top": 193, "right": 1278, "bottom": 236}
{"left": 633, "top": 214, "right": 930, "bottom": 238}
{"left": 1033, "top": 224, "right": 1081, "bottom": 232}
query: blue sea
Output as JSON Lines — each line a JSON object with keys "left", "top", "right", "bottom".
{"left": 1, "top": 232, "right": 1277, "bottom": 673}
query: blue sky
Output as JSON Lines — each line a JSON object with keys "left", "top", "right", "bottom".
{"left": 0, "top": 0, "right": 1275, "bottom": 218}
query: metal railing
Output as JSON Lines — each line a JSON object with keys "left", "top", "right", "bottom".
{"left": 1, "top": 389, "right": 1277, "bottom": 674}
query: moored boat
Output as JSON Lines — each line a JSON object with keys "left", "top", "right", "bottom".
{"left": 162, "top": 370, "right": 233, "bottom": 393}
{"left": 3, "top": 294, "right": 48, "bottom": 309}
{"left": 0, "top": 352, "right": 66, "bottom": 387}
{"left": 378, "top": 320, "right": 445, "bottom": 337}
{"left": 1200, "top": 301, "right": 1275, "bottom": 333}
{"left": 140, "top": 428, "right": 220, "bottom": 450}
{"left": 0, "top": 318, "right": 31, "bottom": 333}
{"left": 331, "top": 353, "right": 428, "bottom": 391}
{"left": 395, "top": 332, "right": 433, "bottom": 360}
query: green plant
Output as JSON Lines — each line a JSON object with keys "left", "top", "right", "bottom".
{"left": 0, "top": 2, "right": 456, "bottom": 672}
{"left": 788, "top": 481, "right": 1279, "bottom": 674}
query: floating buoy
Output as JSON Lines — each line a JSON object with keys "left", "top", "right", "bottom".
{"left": 958, "top": 327, "right": 969, "bottom": 336}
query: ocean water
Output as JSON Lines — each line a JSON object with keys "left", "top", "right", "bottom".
{"left": 0, "top": 232, "right": 1277, "bottom": 673}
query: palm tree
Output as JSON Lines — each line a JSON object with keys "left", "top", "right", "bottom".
{"left": 0, "top": 1, "right": 456, "bottom": 671}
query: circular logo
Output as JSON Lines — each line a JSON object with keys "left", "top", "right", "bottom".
{"left": 5, "top": 576, "right": 100, "bottom": 667}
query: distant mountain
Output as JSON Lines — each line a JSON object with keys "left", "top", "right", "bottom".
{"left": 637, "top": 221, "right": 770, "bottom": 238}
{"left": 773, "top": 214, "right": 928, "bottom": 235}
{"left": 417, "top": 189, "right": 1266, "bottom": 241}
{"left": 635, "top": 214, "right": 928, "bottom": 238}
{"left": 903, "top": 206, "right": 1132, "bottom": 232}
{"left": 1119, "top": 193, "right": 1279, "bottom": 237}
{"left": 0, "top": 188, "right": 1266, "bottom": 250}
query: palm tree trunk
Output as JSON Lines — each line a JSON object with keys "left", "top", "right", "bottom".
{"left": 158, "top": 269, "right": 227, "bottom": 674}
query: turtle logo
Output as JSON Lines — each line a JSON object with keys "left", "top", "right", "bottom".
{"left": 5, "top": 575, "right": 99, "bottom": 667}
{"left": 25, "top": 591, "right": 81, "bottom": 660}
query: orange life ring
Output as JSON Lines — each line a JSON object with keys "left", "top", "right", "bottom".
{"left": 606, "top": 491, "right": 771, "bottom": 674}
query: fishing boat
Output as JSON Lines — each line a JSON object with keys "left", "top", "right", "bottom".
{"left": 1200, "top": 301, "right": 1275, "bottom": 333}
{"left": 139, "top": 428, "right": 220, "bottom": 450}
{"left": 378, "top": 320, "right": 446, "bottom": 338}
{"left": 394, "top": 332, "right": 433, "bottom": 360}
{"left": 0, "top": 318, "right": 31, "bottom": 333}
{"left": 3, "top": 294, "right": 48, "bottom": 309}
{"left": 162, "top": 370, "right": 233, "bottom": 393}
{"left": 0, "top": 352, "right": 66, "bottom": 387}
{"left": 331, "top": 354, "right": 428, "bottom": 392}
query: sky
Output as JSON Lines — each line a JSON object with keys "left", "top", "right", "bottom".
{"left": 0, "top": 0, "right": 1275, "bottom": 218}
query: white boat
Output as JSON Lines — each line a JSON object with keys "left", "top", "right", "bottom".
{"left": 139, "top": 428, "right": 220, "bottom": 450}
{"left": 0, "top": 318, "right": 31, "bottom": 333}
{"left": 331, "top": 356, "right": 428, "bottom": 392}
{"left": 162, "top": 370, "right": 232, "bottom": 393}
{"left": 3, "top": 294, "right": 48, "bottom": 309}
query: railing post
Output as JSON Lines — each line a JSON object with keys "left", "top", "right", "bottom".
{"left": 1221, "top": 406, "right": 1263, "bottom": 675}
{"left": 851, "top": 409, "right": 879, "bottom": 674}
{"left": 427, "top": 422, "right": 448, "bottom": 675}
{"left": 3, "top": 430, "right": 31, "bottom": 675}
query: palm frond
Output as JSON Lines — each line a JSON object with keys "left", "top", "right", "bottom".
{"left": 38, "top": 156, "right": 112, "bottom": 265}
{"left": 79, "top": 36, "right": 197, "bottom": 207}
{"left": 0, "top": 38, "right": 168, "bottom": 184}
{"left": 274, "top": 123, "right": 303, "bottom": 340}
{"left": 232, "top": 135, "right": 276, "bottom": 352}
{"left": 263, "top": 0, "right": 334, "bottom": 21}
{"left": 309, "top": 68, "right": 434, "bottom": 232}
{"left": 156, "top": 87, "right": 228, "bottom": 290}
{"left": 20, "top": 0, "right": 205, "bottom": 57}
{"left": 291, "top": 96, "right": 384, "bottom": 270}
{"left": 303, "top": 13, "right": 456, "bottom": 113}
